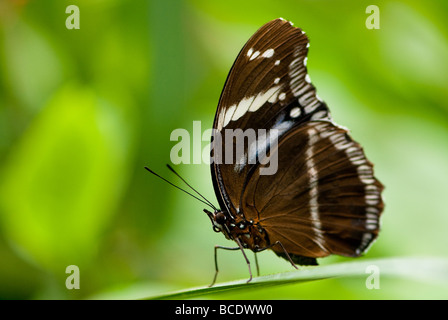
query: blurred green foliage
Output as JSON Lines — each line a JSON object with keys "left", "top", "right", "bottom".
{"left": 0, "top": 0, "right": 447, "bottom": 299}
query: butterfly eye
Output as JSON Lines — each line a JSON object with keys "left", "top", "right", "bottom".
{"left": 214, "top": 211, "right": 227, "bottom": 225}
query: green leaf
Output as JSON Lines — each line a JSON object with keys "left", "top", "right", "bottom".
{"left": 142, "top": 257, "right": 448, "bottom": 300}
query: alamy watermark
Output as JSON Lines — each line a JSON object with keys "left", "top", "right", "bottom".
{"left": 66, "top": 5, "right": 80, "bottom": 30}
{"left": 170, "top": 121, "right": 279, "bottom": 175}
{"left": 366, "top": 5, "right": 380, "bottom": 29}
{"left": 65, "top": 265, "right": 80, "bottom": 290}
{"left": 365, "top": 264, "right": 380, "bottom": 289}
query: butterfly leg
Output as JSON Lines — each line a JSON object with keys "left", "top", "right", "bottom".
{"left": 255, "top": 241, "right": 298, "bottom": 270}
{"left": 253, "top": 252, "right": 260, "bottom": 277}
{"left": 209, "top": 245, "right": 240, "bottom": 287}
{"left": 272, "top": 241, "right": 298, "bottom": 270}
{"left": 209, "top": 238, "right": 254, "bottom": 287}
{"left": 235, "top": 238, "right": 253, "bottom": 284}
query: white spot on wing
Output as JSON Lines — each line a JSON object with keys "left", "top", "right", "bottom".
{"left": 267, "top": 90, "right": 281, "bottom": 104}
{"left": 290, "top": 107, "right": 301, "bottom": 118}
{"left": 223, "top": 105, "right": 236, "bottom": 128}
{"left": 248, "top": 48, "right": 275, "bottom": 61}
{"left": 357, "top": 165, "right": 375, "bottom": 185}
{"left": 249, "top": 50, "right": 260, "bottom": 60}
{"left": 294, "top": 83, "right": 311, "bottom": 97}
{"left": 232, "top": 96, "right": 255, "bottom": 121}
{"left": 305, "top": 74, "right": 311, "bottom": 83}
{"left": 219, "top": 85, "right": 281, "bottom": 128}
{"left": 310, "top": 110, "right": 327, "bottom": 121}
{"left": 249, "top": 85, "right": 281, "bottom": 112}
{"left": 261, "top": 48, "right": 275, "bottom": 58}
{"left": 217, "top": 107, "right": 226, "bottom": 131}
{"left": 301, "top": 91, "right": 317, "bottom": 111}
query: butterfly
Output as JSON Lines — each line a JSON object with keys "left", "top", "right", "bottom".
{"left": 202, "top": 18, "right": 384, "bottom": 285}
{"left": 146, "top": 17, "right": 384, "bottom": 286}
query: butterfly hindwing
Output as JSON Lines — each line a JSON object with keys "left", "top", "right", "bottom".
{"left": 240, "top": 121, "right": 384, "bottom": 259}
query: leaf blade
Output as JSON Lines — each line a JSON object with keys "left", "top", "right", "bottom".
{"left": 142, "top": 257, "right": 448, "bottom": 300}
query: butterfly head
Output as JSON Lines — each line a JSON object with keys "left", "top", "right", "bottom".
{"left": 203, "top": 209, "right": 270, "bottom": 252}
{"left": 203, "top": 209, "right": 233, "bottom": 239}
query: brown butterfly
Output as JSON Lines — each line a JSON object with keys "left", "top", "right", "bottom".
{"left": 204, "top": 18, "right": 384, "bottom": 285}
{"left": 146, "top": 18, "right": 384, "bottom": 287}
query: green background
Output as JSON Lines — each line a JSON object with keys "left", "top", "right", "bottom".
{"left": 0, "top": 0, "right": 447, "bottom": 299}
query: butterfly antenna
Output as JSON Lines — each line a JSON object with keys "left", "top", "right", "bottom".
{"left": 165, "top": 164, "right": 218, "bottom": 211}
{"left": 144, "top": 167, "right": 216, "bottom": 210}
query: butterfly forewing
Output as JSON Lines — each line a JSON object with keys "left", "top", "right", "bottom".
{"left": 212, "top": 18, "right": 330, "bottom": 217}
{"left": 213, "top": 18, "right": 329, "bottom": 132}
